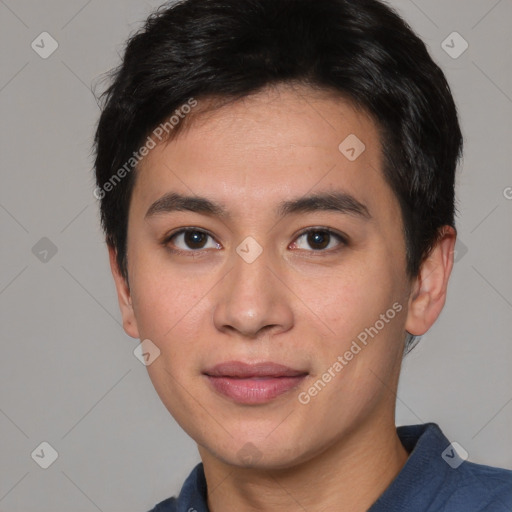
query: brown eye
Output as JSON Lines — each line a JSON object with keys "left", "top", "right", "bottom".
{"left": 182, "top": 230, "right": 208, "bottom": 249}
{"left": 292, "top": 229, "right": 346, "bottom": 252}
{"left": 164, "top": 228, "right": 221, "bottom": 253}
{"left": 307, "top": 230, "right": 330, "bottom": 250}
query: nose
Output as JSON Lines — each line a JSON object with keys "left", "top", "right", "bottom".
{"left": 212, "top": 244, "right": 294, "bottom": 339}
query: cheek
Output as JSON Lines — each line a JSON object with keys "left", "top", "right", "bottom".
{"left": 127, "top": 239, "right": 209, "bottom": 332}
{"left": 132, "top": 277, "right": 208, "bottom": 347}
{"left": 320, "top": 257, "right": 402, "bottom": 341}
{"left": 309, "top": 259, "right": 406, "bottom": 404}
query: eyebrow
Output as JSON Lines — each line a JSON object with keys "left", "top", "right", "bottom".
{"left": 145, "top": 191, "right": 371, "bottom": 221}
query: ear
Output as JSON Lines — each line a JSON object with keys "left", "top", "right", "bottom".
{"left": 108, "top": 245, "right": 140, "bottom": 339}
{"left": 405, "top": 226, "right": 456, "bottom": 336}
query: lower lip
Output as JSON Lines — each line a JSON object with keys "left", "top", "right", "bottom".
{"left": 206, "top": 375, "right": 307, "bottom": 404}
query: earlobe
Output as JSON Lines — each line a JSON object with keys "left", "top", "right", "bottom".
{"left": 108, "top": 245, "right": 140, "bottom": 339}
{"left": 405, "top": 226, "right": 456, "bottom": 336}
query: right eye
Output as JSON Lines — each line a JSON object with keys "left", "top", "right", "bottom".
{"left": 162, "top": 228, "right": 222, "bottom": 255}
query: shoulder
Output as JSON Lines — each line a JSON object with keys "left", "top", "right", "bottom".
{"left": 443, "top": 460, "right": 512, "bottom": 511}
{"left": 146, "top": 496, "right": 177, "bottom": 512}
{"left": 372, "top": 423, "right": 512, "bottom": 512}
{"left": 144, "top": 462, "right": 207, "bottom": 512}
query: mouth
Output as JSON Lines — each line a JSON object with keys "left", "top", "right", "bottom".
{"left": 203, "top": 361, "right": 308, "bottom": 405}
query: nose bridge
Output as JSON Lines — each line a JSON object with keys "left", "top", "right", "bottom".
{"left": 212, "top": 238, "right": 293, "bottom": 337}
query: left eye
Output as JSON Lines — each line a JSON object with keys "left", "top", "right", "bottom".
{"left": 291, "top": 229, "right": 346, "bottom": 251}
{"left": 164, "top": 228, "right": 346, "bottom": 254}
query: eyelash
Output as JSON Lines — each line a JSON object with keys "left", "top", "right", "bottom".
{"left": 161, "top": 227, "right": 348, "bottom": 257}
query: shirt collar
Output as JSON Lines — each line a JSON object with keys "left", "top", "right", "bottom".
{"left": 368, "top": 423, "right": 452, "bottom": 511}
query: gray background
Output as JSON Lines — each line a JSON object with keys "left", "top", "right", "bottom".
{"left": 1, "top": 0, "right": 511, "bottom": 510}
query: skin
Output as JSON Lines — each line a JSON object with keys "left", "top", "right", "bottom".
{"left": 109, "top": 83, "right": 456, "bottom": 511}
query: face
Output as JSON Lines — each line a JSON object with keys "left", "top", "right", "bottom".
{"left": 113, "top": 84, "right": 424, "bottom": 469}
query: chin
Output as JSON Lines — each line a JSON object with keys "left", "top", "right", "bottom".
{"left": 199, "top": 429, "right": 324, "bottom": 471}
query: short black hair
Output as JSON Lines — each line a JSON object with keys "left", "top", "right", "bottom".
{"left": 94, "top": 0, "right": 462, "bottom": 283}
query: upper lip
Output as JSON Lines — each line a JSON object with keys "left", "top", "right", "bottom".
{"left": 204, "top": 361, "right": 308, "bottom": 378}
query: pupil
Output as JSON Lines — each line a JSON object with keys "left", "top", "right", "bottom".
{"left": 308, "top": 231, "right": 329, "bottom": 250}
{"left": 186, "top": 231, "right": 206, "bottom": 249}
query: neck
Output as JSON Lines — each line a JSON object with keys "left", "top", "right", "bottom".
{"left": 200, "top": 415, "right": 409, "bottom": 512}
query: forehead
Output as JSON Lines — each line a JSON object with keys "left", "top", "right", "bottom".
{"left": 167, "top": 85, "right": 378, "bottom": 163}
{"left": 133, "top": 84, "right": 397, "bottom": 223}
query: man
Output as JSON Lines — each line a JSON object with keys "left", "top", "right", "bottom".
{"left": 93, "top": 0, "right": 512, "bottom": 510}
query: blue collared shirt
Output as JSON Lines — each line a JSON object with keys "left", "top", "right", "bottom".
{"left": 148, "top": 423, "right": 512, "bottom": 511}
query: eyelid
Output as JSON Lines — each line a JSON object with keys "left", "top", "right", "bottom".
{"left": 162, "top": 226, "right": 210, "bottom": 243}
{"left": 293, "top": 226, "right": 348, "bottom": 246}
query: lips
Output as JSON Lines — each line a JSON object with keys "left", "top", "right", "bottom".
{"left": 205, "top": 361, "right": 307, "bottom": 378}
{"left": 204, "top": 361, "right": 308, "bottom": 404}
